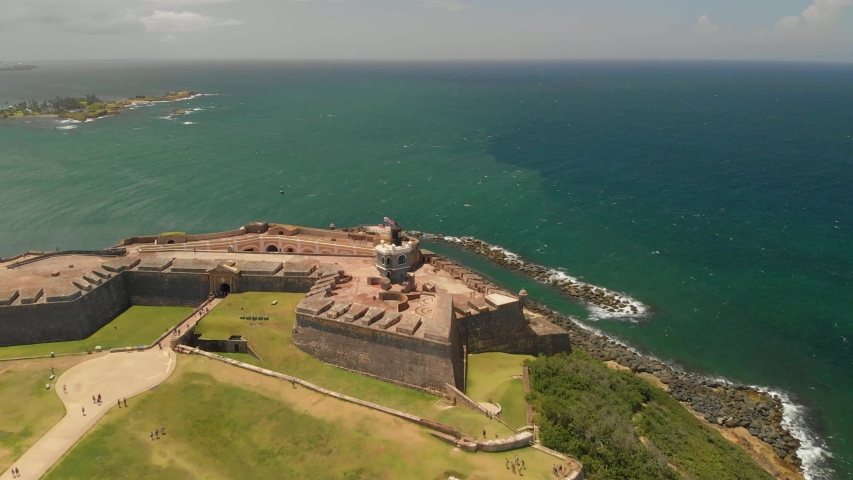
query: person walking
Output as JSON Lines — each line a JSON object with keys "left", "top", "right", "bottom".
{"left": 160, "top": 425, "right": 166, "bottom": 435}
{"left": 97, "top": 393, "right": 101, "bottom": 404}
{"left": 82, "top": 406, "right": 86, "bottom": 416}
{"left": 154, "top": 430, "right": 159, "bottom": 439}
{"left": 92, "top": 395, "right": 96, "bottom": 404}
{"left": 123, "top": 398, "right": 127, "bottom": 407}
{"left": 150, "top": 431, "right": 154, "bottom": 441}
{"left": 118, "top": 399, "right": 122, "bottom": 408}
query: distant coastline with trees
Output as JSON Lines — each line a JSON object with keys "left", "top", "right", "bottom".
{"left": 0, "top": 91, "right": 196, "bottom": 122}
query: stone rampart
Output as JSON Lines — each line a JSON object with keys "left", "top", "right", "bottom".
{"left": 124, "top": 271, "right": 209, "bottom": 306}
{"left": 292, "top": 310, "right": 462, "bottom": 392}
{"left": 457, "top": 302, "right": 528, "bottom": 353}
{"left": 0, "top": 274, "right": 130, "bottom": 346}
{"left": 240, "top": 275, "right": 314, "bottom": 293}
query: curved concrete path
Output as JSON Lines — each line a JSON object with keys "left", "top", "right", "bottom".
{"left": 4, "top": 348, "right": 175, "bottom": 480}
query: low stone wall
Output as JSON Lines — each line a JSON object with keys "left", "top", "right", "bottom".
{"left": 444, "top": 383, "right": 490, "bottom": 415}
{"left": 475, "top": 432, "right": 533, "bottom": 452}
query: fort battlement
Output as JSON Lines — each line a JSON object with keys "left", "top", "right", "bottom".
{"left": 0, "top": 221, "right": 571, "bottom": 395}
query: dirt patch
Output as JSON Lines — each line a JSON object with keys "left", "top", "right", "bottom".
{"left": 604, "top": 360, "right": 630, "bottom": 371}
{"left": 637, "top": 372, "right": 669, "bottom": 391}
{"left": 692, "top": 413, "right": 804, "bottom": 480}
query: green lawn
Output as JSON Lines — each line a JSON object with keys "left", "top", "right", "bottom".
{"left": 45, "top": 356, "right": 557, "bottom": 480}
{"left": 195, "top": 292, "right": 514, "bottom": 438}
{"left": 0, "top": 306, "right": 193, "bottom": 360}
{"left": 0, "top": 356, "right": 88, "bottom": 471}
{"left": 466, "top": 352, "right": 533, "bottom": 428}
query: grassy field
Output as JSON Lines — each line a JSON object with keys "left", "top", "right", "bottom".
{"left": 0, "top": 306, "right": 192, "bottom": 360}
{"left": 46, "top": 356, "right": 560, "bottom": 480}
{"left": 195, "top": 292, "right": 514, "bottom": 438}
{"left": 0, "top": 356, "right": 89, "bottom": 471}
{"left": 466, "top": 352, "right": 533, "bottom": 428}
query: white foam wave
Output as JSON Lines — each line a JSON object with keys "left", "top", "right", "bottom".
{"left": 58, "top": 118, "right": 80, "bottom": 124}
{"left": 159, "top": 116, "right": 175, "bottom": 121}
{"left": 56, "top": 125, "right": 77, "bottom": 130}
{"left": 485, "top": 244, "right": 648, "bottom": 319}
{"left": 182, "top": 121, "right": 196, "bottom": 125}
{"left": 757, "top": 387, "right": 834, "bottom": 480}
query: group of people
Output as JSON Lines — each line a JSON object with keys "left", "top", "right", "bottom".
{"left": 506, "top": 455, "right": 526, "bottom": 475}
{"left": 8, "top": 467, "right": 21, "bottom": 477}
{"left": 552, "top": 463, "right": 570, "bottom": 477}
{"left": 150, "top": 425, "right": 167, "bottom": 441}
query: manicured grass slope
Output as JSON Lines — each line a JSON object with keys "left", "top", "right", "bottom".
{"left": 0, "top": 357, "right": 87, "bottom": 471}
{"left": 527, "top": 352, "right": 773, "bottom": 480}
{"left": 45, "top": 356, "right": 557, "bottom": 480}
{"left": 195, "top": 292, "right": 514, "bottom": 438}
{"left": 0, "top": 306, "right": 193, "bottom": 360}
{"left": 466, "top": 352, "right": 533, "bottom": 428}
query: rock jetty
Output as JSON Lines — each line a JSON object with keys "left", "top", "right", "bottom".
{"left": 412, "top": 233, "right": 645, "bottom": 316}
{"left": 412, "top": 231, "right": 802, "bottom": 469}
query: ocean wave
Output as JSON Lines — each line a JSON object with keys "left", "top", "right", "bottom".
{"left": 159, "top": 116, "right": 175, "bottom": 121}
{"left": 761, "top": 387, "right": 835, "bottom": 479}
{"left": 58, "top": 118, "right": 80, "bottom": 124}
{"left": 56, "top": 125, "right": 77, "bottom": 130}
{"left": 183, "top": 121, "right": 196, "bottom": 125}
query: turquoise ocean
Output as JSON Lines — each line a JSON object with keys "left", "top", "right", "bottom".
{"left": 0, "top": 61, "right": 850, "bottom": 478}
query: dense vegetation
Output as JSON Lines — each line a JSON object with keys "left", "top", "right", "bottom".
{"left": 527, "top": 352, "right": 772, "bottom": 480}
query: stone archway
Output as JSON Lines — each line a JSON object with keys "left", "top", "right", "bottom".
{"left": 266, "top": 245, "right": 279, "bottom": 252}
{"left": 220, "top": 283, "right": 231, "bottom": 296}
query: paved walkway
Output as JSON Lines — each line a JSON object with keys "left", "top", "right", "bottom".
{"left": 3, "top": 348, "right": 175, "bottom": 480}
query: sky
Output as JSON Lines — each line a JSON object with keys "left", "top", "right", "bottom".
{"left": 0, "top": 0, "right": 851, "bottom": 62}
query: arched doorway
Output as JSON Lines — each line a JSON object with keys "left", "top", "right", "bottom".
{"left": 285, "top": 247, "right": 294, "bottom": 253}
{"left": 220, "top": 283, "right": 231, "bottom": 296}
{"left": 167, "top": 240, "right": 174, "bottom": 244}
{"left": 266, "top": 245, "right": 278, "bottom": 252}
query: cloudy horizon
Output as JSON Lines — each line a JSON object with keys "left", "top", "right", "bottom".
{"left": 1, "top": 0, "right": 852, "bottom": 62}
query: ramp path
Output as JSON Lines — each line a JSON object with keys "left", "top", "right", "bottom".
{"left": 3, "top": 348, "right": 175, "bottom": 480}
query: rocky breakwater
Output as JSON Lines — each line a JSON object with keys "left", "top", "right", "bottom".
{"left": 525, "top": 301, "right": 803, "bottom": 469}
{"left": 411, "top": 231, "right": 802, "bottom": 470}
{"left": 412, "top": 233, "right": 645, "bottom": 317}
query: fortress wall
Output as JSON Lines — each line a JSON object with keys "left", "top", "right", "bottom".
{"left": 292, "top": 312, "right": 460, "bottom": 391}
{"left": 186, "top": 228, "right": 245, "bottom": 242}
{"left": 240, "top": 275, "right": 314, "bottom": 293}
{"left": 457, "top": 303, "right": 528, "bottom": 353}
{"left": 124, "top": 271, "right": 209, "bottom": 306}
{"left": 0, "top": 274, "right": 131, "bottom": 347}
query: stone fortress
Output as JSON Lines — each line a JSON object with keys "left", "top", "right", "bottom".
{"left": 0, "top": 221, "right": 571, "bottom": 393}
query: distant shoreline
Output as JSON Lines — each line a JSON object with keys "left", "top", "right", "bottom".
{"left": 0, "top": 90, "right": 197, "bottom": 122}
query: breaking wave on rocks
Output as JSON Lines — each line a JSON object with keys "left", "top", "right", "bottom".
{"left": 762, "top": 387, "right": 834, "bottom": 480}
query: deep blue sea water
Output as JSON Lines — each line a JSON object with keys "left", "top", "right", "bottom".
{"left": 0, "top": 61, "right": 851, "bottom": 478}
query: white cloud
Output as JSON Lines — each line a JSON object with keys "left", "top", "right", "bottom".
{"left": 774, "top": 0, "right": 853, "bottom": 36}
{"left": 695, "top": 15, "right": 720, "bottom": 37}
{"left": 139, "top": 10, "right": 242, "bottom": 32}
{"left": 143, "top": 0, "right": 234, "bottom": 4}
{"left": 0, "top": 1, "right": 144, "bottom": 34}
{"left": 420, "top": 0, "right": 469, "bottom": 12}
